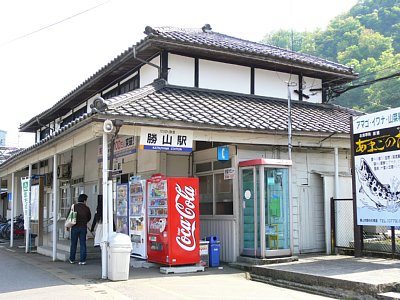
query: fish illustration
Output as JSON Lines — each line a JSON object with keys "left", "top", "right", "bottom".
{"left": 356, "top": 158, "right": 400, "bottom": 212}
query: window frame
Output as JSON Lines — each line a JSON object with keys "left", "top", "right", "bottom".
{"left": 196, "top": 158, "right": 233, "bottom": 216}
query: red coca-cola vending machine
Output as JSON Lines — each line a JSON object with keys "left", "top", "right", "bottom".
{"left": 146, "top": 174, "right": 200, "bottom": 266}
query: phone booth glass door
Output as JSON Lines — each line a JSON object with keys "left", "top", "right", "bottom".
{"left": 240, "top": 161, "right": 290, "bottom": 258}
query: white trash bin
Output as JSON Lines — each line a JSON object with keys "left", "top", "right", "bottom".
{"left": 107, "top": 233, "right": 132, "bottom": 281}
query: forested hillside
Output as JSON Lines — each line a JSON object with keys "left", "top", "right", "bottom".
{"left": 262, "top": 0, "right": 400, "bottom": 112}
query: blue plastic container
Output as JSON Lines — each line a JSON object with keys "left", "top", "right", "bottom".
{"left": 206, "top": 236, "right": 220, "bottom": 267}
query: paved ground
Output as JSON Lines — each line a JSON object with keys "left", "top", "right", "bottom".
{"left": 0, "top": 241, "right": 334, "bottom": 300}
{"left": 4, "top": 238, "right": 400, "bottom": 299}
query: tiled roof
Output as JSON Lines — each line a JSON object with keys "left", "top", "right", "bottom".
{"left": 19, "top": 25, "right": 357, "bottom": 133}
{"left": 106, "top": 80, "right": 361, "bottom": 134}
{"left": 146, "top": 26, "right": 355, "bottom": 75}
{"left": 1, "top": 80, "right": 361, "bottom": 169}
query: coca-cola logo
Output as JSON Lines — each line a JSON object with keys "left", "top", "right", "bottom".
{"left": 175, "top": 183, "right": 197, "bottom": 251}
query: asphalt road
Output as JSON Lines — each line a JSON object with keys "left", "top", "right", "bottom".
{"left": 0, "top": 243, "right": 335, "bottom": 300}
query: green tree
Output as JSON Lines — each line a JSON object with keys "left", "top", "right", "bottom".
{"left": 314, "top": 15, "right": 363, "bottom": 61}
{"left": 337, "top": 29, "right": 393, "bottom": 63}
{"left": 349, "top": 0, "right": 400, "bottom": 51}
{"left": 261, "top": 0, "right": 400, "bottom": 113}
{"left": 363, "top": 50, "right": 400, "bottom": 112}
{"left": 262, "top": 29, "right": 317, "bottom": 54}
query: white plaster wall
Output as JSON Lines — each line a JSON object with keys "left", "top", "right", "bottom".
{"left": 140, "top": 56, "right": 160, "bottom": 87}
{"left": 303, "top": 76, "right": 322, "bottom": 103}
{"left": 84, "top": 139, "right": 100, "bottom": 183}
{"left": 71, "top": 146, "right": 85, "bottom": 178}
{"left": 137, "top": 149, "right": 158, "bottom": 173}
{"left": 166, "top": 154, "right": 190, "bottom": 177}
{"left": 199, "top": 60, "right": 250, "bottom": 94}
{"left": 255, "top": 69, "right": 299, "bottom": 100}
{"left": 168, "top": 54, "right": 195, "bottom": 87}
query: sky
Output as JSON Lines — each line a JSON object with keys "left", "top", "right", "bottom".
{"left": 0, "top": 0, "right": 358, "bottom": 148}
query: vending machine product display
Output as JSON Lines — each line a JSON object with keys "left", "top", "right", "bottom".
{"left": 129, "top": 176, "right": 147, "bottom": 258}
{"left": 147, "top": 174, "right": 200, "bottom": 266}
{"left": 116, "top": 183, "right": 129, "bottom": 234}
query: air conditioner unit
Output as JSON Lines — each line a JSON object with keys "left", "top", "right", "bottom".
{"left": 57, "top": 164, "right": 71, "bottom": 179}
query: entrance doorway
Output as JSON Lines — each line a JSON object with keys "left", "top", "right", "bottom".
{"left": 239, "top": 159, "right": 291, "bottom": 258}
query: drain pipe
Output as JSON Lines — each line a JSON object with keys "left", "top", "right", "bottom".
{"left": 101, "top": 129, "right": 109, "bottom": 279}
{"left": 25, "top": 165, "right": 32, "bottom": 253}
{"left": 10, "top": 172, "right": 15, "bottom": 247}
{"left": 52, "top": 155, "right": 58, "bottom": 261}
{"left": 108, "top": 120, "right": 123, "bottom": 237}
{"left": 327, "top": 147, "right": 340, "bottom": 255}
{"left": 334, "top": 147, "right": 339, "bottom": 199}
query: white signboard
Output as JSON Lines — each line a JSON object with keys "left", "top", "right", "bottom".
{"left": 139, "top": 127, "right": 193, "bottom": 152}
{"left": 21, "top": 177, "right": 30, "bottom": 229}
{"left": 30, "top": 185, "right": 39, "bottom": 221}
{"left": 353, "top": 107, "right": 400, "bottom": 226}
{"left": 224, "top": 168, "right": 236, "bottom": 180}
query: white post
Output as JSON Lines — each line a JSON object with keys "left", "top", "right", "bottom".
{"left": 334, "top": 147, "right": 339, "bottom": 199}
{"left": 52, "top": 154, "right": 58, "bottom": 261}
{"left": 108, "top": 180, "right": 113, "bottom": 235}
{"left": 287, "top": 85, "right": 292, "bottom": 160}
{"left": 10, "top": 172, "right": 15, "bottom": 247}
{"left": 102, "top": 132, "right": 109, "bottom": 279}
{"left": 25, "top": 165, "right": 32, "bottom": 253}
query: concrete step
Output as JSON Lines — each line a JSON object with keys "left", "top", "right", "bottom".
{"left": 248, "top": 265, "right": 392, "bottom": 300}
{"left": 249, "top": 273, "right": 376, "bottom": 300}
{"left": 37, "top": 244, "right": 101, "bottom": 261}
{"left": 229, "top": 255, "right": 299, "bottom": 271}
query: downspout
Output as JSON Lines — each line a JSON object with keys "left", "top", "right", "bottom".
{"left": 108, "top": 123, "right": 122, "bottom": 180}
{"left": 332, "top": 147, "right": 340, "bottom": 254}
{"left": 102, "top": 131, "right": 108, "bottom": 279}
{"left": 52, "top": 154, "right": 58, "bottom": 261}
{"left": 108, "top": 121, "right": 122, "bottom": 236}
{"left": 326, "top": 147, "right": 339, "bottom": 255}
{"left": 10, "top": 172, "right": 14, "bottom": 247}
{"left": 25, "top": 165, "right": 32, "bottom": 253}
{"left": 334, "top": 147, "right": 339, "bottom": 199}
{"left": 287, "top": 84, "right": 292, "bottom": 160}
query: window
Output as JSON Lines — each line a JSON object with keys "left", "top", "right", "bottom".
{"left": 59, "top": 185, "right": 71, "bottom": 219}
{"left": 60, "top": 106, "right": 87, "bottom": 128}
{"left": 215, "top": 173, "right": 233, "bottom": 215}
{"left": 103, "top": 75, "right": 139, "bottom": 100}
{"left": 72, "top": 185, "right": 84, "bottom": 203}
{"left": 199, "top": 175, "right": 213, "bottom": 214}
{"left": 196, "top": 158, "right": 233, "bottom": 216}
{"left": 39, "top": 128, "right": 52, "bottom": 140}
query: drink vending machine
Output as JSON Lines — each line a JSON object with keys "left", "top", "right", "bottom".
{"left": 129, "top": 176, "right": 147, "bottom": 258}
{"left": 115, "top": 178, "right": 147, "bottom": 258}
{"left": 146, "top": 174, "right": 200, "bottom": 266}
{"left": 116, "top": 183, "right": 129, "bottom": 234}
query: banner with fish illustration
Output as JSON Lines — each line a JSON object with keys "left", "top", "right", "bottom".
{"left": 352, "top": 107, "right": 400, "bottom": 226}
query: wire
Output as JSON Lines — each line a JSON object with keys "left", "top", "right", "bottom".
{"left": 0, "top": 1, "right": 110, "bottom": 47}
{"left": 332, "top": 70, "right": 400, "bottom": 96}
